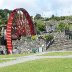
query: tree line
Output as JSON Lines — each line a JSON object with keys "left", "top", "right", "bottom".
{"left": 0, "top": 9, "right": 72, "bottom": 34}
{"left": 34, "top": 14, "right": 72, "bottom": 21}
{"left": 0, "top": 9, "right": 12, "bottom": 25}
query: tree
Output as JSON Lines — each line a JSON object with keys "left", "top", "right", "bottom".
{"left": 51, "top": 14, "right": 55, "bottom": 19}
{"left": 0, "top": 9, "right": 12, "bottom": 25}
{"left": 35, "top": 20, "right": 46, "bottom": 32}
{"left": 0, "top": 19, "right": 2, "bottom": 25}
{"left": 38, "top": 23, "right": 45, "bottom": 31}
{"left": 34, "top": 14, "right": 42, "bottom": 19}
{"left": 45, "top": 18, "right": 49, "bottom": 21}
{"left": 0, "top": 9, "right": 5, "bottom": 18}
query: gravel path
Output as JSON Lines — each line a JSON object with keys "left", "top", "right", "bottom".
{"left": 0, "top": 52, "right": 72, "bottom": 67}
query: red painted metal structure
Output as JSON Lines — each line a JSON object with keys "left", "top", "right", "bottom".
{"left": 6, "top": 8, "right": 35, "bottom": 54}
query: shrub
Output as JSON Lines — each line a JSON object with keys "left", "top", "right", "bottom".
{"left": 56, "top": 22, "right": 66, "bottom": 32}
{"left": 44, "top": 34, "right": 54, "bottom": 41}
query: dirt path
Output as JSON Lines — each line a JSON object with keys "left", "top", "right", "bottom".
{"left": 0, "top": 52, "right": 72, "bottom": 67}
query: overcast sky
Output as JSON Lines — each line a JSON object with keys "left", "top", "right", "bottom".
{"left": 0, "top": 0, "right": 72, "bottom": 17}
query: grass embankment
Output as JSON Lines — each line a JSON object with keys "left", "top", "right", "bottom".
{"left": 0, "top": 53, "right": 33, "bottom": 63}
{"left": 0, "top": 59, "right": 14, "bottom": 63}
{"left": 0, "top": 53, "right": 34, "bottom": 58}
{"left": 41, "top": 51, "right": 72, "bottom": 56}
{"left": 0, "top": 58, "right": 72, "bottom": 72}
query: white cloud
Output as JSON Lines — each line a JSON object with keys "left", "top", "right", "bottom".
{"left": 44, "top": 0, "right": 72, "bottom": 17}
{"left": 2, "top": 0, "right": 37, "bottom": 9}
{"left": 58, "top": 0, "right": 72, "bottom": 3}
{"left": 0, "top": 0, "right": 72, "bottom": 17}
{"left": 0, "top": 0, "right": 4, "bottom": 8}
{"left": 0, "top": 0, "right": 40, "bottom": 16}
{"left": 56, "top": 7, "right": 72, "bottom": 16}
{"left": 42, "top": 11, "right": 54, "bottom": 17}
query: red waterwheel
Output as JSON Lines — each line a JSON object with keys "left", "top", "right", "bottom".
{"left": 6, "top": 8, "right": 36, "bottom": 54}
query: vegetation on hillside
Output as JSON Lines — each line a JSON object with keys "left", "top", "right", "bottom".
{"left": 35, "top": 19, "right": 46, "bottom": 33}
{"left": 56, "top": 22, "right": 66, "bottom": 32}
{"left": 45, "top": 14, "right": 72, "bottom": 21}
{"left": 0, "top": 9, "right": 72, "bottom": 33}
{"left": 44, "top": 34, "right": 54, "bottom": 41}
{"left": 0, "top": 9, "right": 12, "bottom": 25}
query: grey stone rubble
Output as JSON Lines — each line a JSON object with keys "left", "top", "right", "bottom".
{"left": 12, "top": 36, "right": 46, "bottom": 54}
{"left": 0, "top": 45, "right": 6, "bottom": 54}
{"left": 47, "top": 32, "right": 72, "bottom": 51}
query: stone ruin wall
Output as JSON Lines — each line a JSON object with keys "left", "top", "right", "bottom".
{"left": 12, "top": 37, "right": 46, "bottom": 54}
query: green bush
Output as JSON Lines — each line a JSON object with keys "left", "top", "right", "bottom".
{"left": 44, "top": 34, "right": 54, "bottom": 41}
{"left": 65, "top": 24, "right": 69, "bottom": 30}
{"left": 35, "top": 19, "right": 46, "bottom": 32}
{"left": 56, "top": 22, "right": 66, "bottom": 32}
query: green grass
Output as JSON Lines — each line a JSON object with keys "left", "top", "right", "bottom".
{"left": 0, "top": 59, "right": 14, "bottom": 63}
{"left": 0, "top": 60, "right": 8, "bottom": 63}
{"left": 41, "top": 52, "right": 72, "bottom": 56}
{"left": 0, "top": 58, "right": 72, "bottom": 72}
{"left": 0, "top": 53, "right": 34, "bottom": 58}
